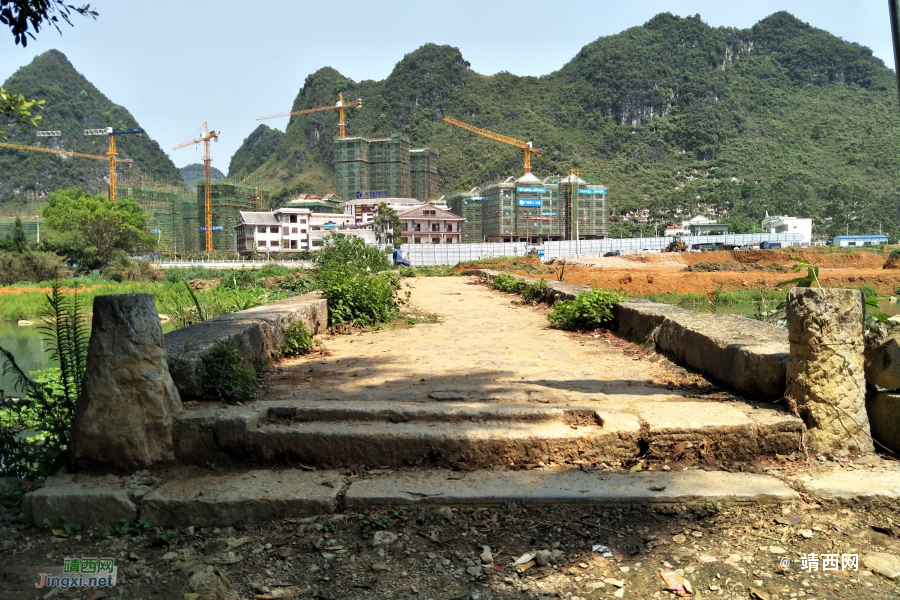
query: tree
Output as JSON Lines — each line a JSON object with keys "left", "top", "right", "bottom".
{"left": 1, "top": 0, "right": 97, "bottom": 47}
{"left": 42, "top": 188, "right": 155, "bottom": 268}
{"left": 0, "top": 86, "right": 42, "bottom": 135}
{"left": 11, "top": 216, "right": 27, "bottom": 252}
{"left": 374, "top": 202, "right": 402, "bottom": 248}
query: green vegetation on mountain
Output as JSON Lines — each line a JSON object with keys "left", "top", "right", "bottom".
{"left": 227, "top": 124, "right": 283, "bottom": 182}
{"left": 0, "top": 50, "right": 186, "bottom": 212}
{"left": 240, "top": 12, "right": 900, "bottom": 240}
{"left": 179, "top": 163, "right": 225, "bottom": 189}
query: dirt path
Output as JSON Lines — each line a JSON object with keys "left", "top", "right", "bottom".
{"left": 268, "top": 276, "right": 703, "bottom": 406}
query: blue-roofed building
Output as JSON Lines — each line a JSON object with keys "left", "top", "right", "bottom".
{"left": 831, "top": 234, "right": 889, "bottom": 247}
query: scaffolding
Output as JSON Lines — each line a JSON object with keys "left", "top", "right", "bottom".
{"left": 194, "top": 179, "right": 272, "bottom": 251}
{"left": 285, "top": 200, "right": 342, "bottom": 214}
{"left": 445, "top": 188, "right": 483, "bottom": 243}
{"left": 557, "top": 176, "right": 609, "bottom": 239}
{"left": 335, "top": 133, "right": 412, "bottom": 202}
{"left": 410, "top": 148, "right": 439, "bottom": 202}
{"left": 0, "top": 217, "right": 39, "bottom": 244}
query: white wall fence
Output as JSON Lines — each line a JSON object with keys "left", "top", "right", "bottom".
{"left": 156, "top": 259, "right": 315, "bottom": 269}
{"left": 399, "top": 242, "right": 527, "bottom": 267}
{"left": 541, "top": 233, "right": 804, "bottom": 261}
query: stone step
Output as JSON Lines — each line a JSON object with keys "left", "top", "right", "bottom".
{"left": 23, "top": 467, "right": 801, "bottom": 530}
{"left": 174, "top": 400, "right": 802, "bottom": 468}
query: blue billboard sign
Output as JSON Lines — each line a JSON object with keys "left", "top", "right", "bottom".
{"left": 200, "top": 226, "right": 224, "bottom": 231}
{"left": 517, "top": 187, "right": 547, "bottom": 193}
{"left": 518, "top": 199, "right": 542, "bottom": 207}
{"left": 578, "top": 188, "right": 607, "bottom": 195}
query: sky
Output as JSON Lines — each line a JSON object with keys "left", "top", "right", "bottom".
{"left": 0, "top": 0, "right": 895, "bottom": 173}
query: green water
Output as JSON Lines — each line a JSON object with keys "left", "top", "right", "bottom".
{"left": 0, "top": 321, "right": 176, "bottom": 394}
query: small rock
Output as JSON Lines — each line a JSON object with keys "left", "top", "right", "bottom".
{"left": 863, "top": 553, "right": 900, "bottom": 580}
{"left": 182, "top": 526, "right": 195, "bottom": 537}
{"left": 587, "top": 582, "right": 605, "bottom": 590}
{"left": 603, "top": 578, "right": 625, "bottom": 588}
{"left": 798, "top": 529, "right": 813, "bottom": 539}
{"left": 467, "top": 566, "right": 483, "bottom": 576}
{"left": 684, "top": 579, "right": 693, "bottom": 594}
{"left": 551, "top": 549, "right": 564, "bottom": 562}
{"left": 662, "top": 465, "right": 671, "bottom": 471}
{"left": 613, "top": 588, "right": 625, "bottom": 598}
{"left": 480, "top": 546, "right": 493, "bottom": 564}
{"left": 250, "top": 583, "right": 270, "bottom": 594}
{"left": 438, "top": 506, "right": 454, "bottom": 519}
{"left": 535, "top": 550, "right": 552, "bottom": 566}
{"left": 372, "top": 531, "right": 398, "bottom": 547}
{"left": 161, "top": 552, "right": 177, "bottom": 561}
{"left": 128, "top": 552, "right": 139, "bottom": 561}
{"left": 672, "top": 534, "right": 687, "bottom": 544}
{"left": 370, "top": 561, "right": 390, "bottom": 572}
{"left": 767, "top": 546, "right": 786, "bottom": 554}
{"left": 729, "top": 554, "right": 742, "bottom": 562}
{"left": 620, "top": 566, "right": 630, "bottom": 573}
{"left": 691, "top": 531, "right": 702, "bottom": 538}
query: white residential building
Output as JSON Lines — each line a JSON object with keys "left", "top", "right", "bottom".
{"left": 235, "top": 207, "right": 312, "bottom": 253}
{"left": 762, "top": 213, "right": 813, "bottom": 244}
{"left": 666, "top": 215, "right": 717, "bottom": 236}
{"left": 343, "top": 197, "right": 424, "bottom": 225}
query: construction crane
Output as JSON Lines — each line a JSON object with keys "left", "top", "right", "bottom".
{"left": 443, "top": 116, "right": 543, "bottom": 175}
{"left": 82, "top": 128, "right": 145, "bottom": 202}
{"left": 257, "top": 92, "right": 362, "bottom": 138}
{"left": 173, "top": 123, "right": 220, "bottom": 251}
{"left": 0, "top": 140, "right": 134, "bottom": 200}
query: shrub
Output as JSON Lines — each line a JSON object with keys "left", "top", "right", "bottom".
{"left": 891, "top": 248, "right": 900, "bottom": 259}
{"left": 317, "top": 266, "right": 402, "bottom": 327}
{"left": 281, "top": 321, "right": 316, "bottom": 357}
{"left": 315, "top": 234, "right": 391, "bottom": 272}
{"left": 490, "top": 273, "right": 523, "bottom": 293}
{"left": 100, "top": 255, "right": 164, "bottom": 283}
{"left": 547, "top": 289, "right": 625, "bottom": 331}
{"left": 490, "top": 274, "right": 547, "bottom": 303}
{"left": 199, "top": 341, "right": 258, "bottom": 404}
{"left": 0, "top": 251, "right": 71, "bottom": 285}
{"left": 521, "top": 279, "right": 548, "bottom": 303}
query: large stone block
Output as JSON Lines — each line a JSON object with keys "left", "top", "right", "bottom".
{"left": 165, "top": 292, "right": 327, "bottom": 399}
{"left": 22, "top": 474, "right": 142, "bottom": 527}
{"left": 866, "top": 391, "right": 900, "bottom": 454}
{"left": 70, "top": 294, "right": 182, "bottom": 472}
{"left": 786, "top": 287, "right": 873, "bottom": 455}
{"left": 864, "top": 317, "right": 900, "bottom": 391}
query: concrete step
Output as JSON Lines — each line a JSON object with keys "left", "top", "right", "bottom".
{"left": 23, "top": 466, "right": 801, "bottom": 530}
{"left": 173, "top": 400, "right": 802, "bottom": 468}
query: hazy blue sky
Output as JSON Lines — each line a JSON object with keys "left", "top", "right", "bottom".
{"left": 1, "top": 0, "right": 895, "bottom": 173}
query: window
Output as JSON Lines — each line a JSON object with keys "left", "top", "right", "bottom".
{"left": 290, "top": 214, "right": 297, "bottom": 223}
{"left": 423, "top": 210, "right": 436, "bottom": 216}
{"left": 431, "top": 224, "right": 439, "bottom": 231}
{"left": 300, "top": 219, "right": 307, "bottom": 224}
{"left": 270, "top": 226, "right": 279, "bottom": 233}
{"left": 258, "top": 240, "right": 266, "bottom": 247}
{"left": 271, "top": 240, "right": 279, "bottom": 247}
{"left": 301, "top": 228, "right": 307, "bottom": 234}
{"left": 432, "top": 237, "right": 440, "bottom": 244}
{"left": 446, "top": 224, "right": 453, "bottom": 231}
{"left": 291, "top": 227, "right": 298, "bottom": 234}
{"left": 257, "top": 226, "right": 266, "bottom": 233}
{"left": 290, "top": 240, "right": 297, "bottom": 249}
{"left": 283, "top": 227, "right": 290, "bottom": 236}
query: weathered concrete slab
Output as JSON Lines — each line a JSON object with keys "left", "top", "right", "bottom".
{"left": 787, "top": 467, "right": 900, "bottom": 505}
{"left": 22, "top": 474, "right": 144, "bottom": 527}
{"left": 140, "top": 469, "right": 342, "bottom": 528}
{"left": 866, "top": 391, "right": 900, "bottom": 454}
{"left": 615, "top": 300, "right": 789, "bottom": 400}
{"left": 471, "top": 269, "right": 790, "bottom": 401}
{"left": 344, "top": 469, "right": 799, "bottom": 508}
{"left": 164, "top": 291, "right": 326, "bottom": 399}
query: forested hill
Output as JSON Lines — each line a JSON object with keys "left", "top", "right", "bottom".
{"left": 179, "top": 163, "right": 225, "bottom": 190}
{"left": 241, "top": 11, "right": 900, "bottom": 240}
{"left": 0, "top": 50, "right": 186, "bottom": 210}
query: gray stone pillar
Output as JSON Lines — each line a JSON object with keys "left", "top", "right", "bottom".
{"left": 70, "top": 294, "right": 183, "bottom": 472}
{"left": 786, "top": 287, "right": 873, "bottom": 455}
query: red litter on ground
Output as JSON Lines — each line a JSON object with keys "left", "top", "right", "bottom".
{"left": 660, "top": 569, "right": 691, "bottom": 597}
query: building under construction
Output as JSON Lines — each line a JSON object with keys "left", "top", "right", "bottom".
{"left": 116, "top": 182, "right": 192, "bottom": 252}
{"left": 335, "top": 134, "right": 439, "bottom": 204}
{"left": 444, "top": 188, "right": 484, "bottom": 243}
{"left": 410, "top": 148, "right": 439, "bottom": 202}
{"left": 193, "top": 180, "right": 272, "bottom": 251}
{"left": 449, "top": 173, "right": 608, "bottom": 243}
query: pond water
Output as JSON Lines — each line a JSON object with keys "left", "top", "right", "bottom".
{"left": 0, "top": 320, "right": 176, "bottom": 394}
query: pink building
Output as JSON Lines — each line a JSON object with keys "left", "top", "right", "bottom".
{"left": 397, "top": 204, "right": 464, "bottom": 244}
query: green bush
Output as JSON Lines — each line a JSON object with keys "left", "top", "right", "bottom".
{"left": 490, "top": 273, "right": 523, "bottom": 293}
{"left": 317, "top": 266, "right": 402, "bottom": 327}
{"left": 547, "top": 289, "right": 625, "bottom": 331}
{"left": 0, "top": 251, "right": 71, "bottom": 285}
{"left": 521, "top": 279, "right": 548, "bottom": 303}
{"left": 199, "top": 341, "right": 258, "bottom": 404}
{"left": 315, "top": 234, "right": 391, "bottom": 272}
{"left": 100, "top": 255, "right": 164, "bottom": 283}
{"left": 281, "top": 321, "right": 315, "bottom": 357}
{"left": 490, "top": 274, "right": 547, "bottom": 303}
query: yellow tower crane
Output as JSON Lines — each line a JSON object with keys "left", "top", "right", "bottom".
{"left": 442, "top": 116, "right": 542, "bottom": 175}
{"left": 0, "top": 140, "right": 134, "bottom": 200}
{"left": 173, "top": 123, "right": 220, "bottom": 252}
{"left": 257, "top": 92, "right": 362, "bottom": 138}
